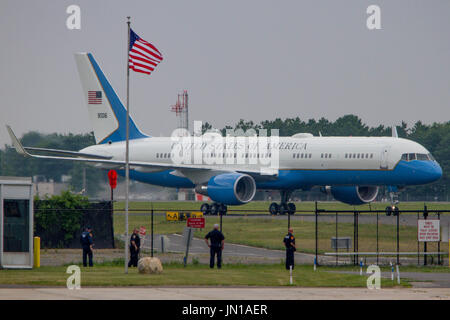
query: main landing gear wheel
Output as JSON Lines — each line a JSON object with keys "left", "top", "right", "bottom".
{"left": 287, "top": 203, "right": 296, "bottom": 215}
{"left": 269, "top": 202, "right": 279, "bottom": 215}
{"left": 201, "top": 203, "right": 210, "bottom": 215}
{"left": 268, "top": 190, "right": 297, "bottom": 215}
{"left": 219, "top": 204, "right": 227, "bottom": 215}
{"left": 210, "top": 203, "right": 220, "bottom": 215}
{"left": 201, "top": 203, "right": 227, "bottom": 216}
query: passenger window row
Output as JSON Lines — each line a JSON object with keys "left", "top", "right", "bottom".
{"left": 156, "top": 153, "right": 171, "bottom": 159}
{"left": 293, "top": 153, "right": 313, "bottom": 159}
{"left": 345, "top": 153, "right": 373, "bottom": 159}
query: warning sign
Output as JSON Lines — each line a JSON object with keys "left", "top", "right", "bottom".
{"left": 418, "top": 219, "right": 440, "bottom": 242}
{"left": 187, "top": 217, "right": 205, "bottom": 229}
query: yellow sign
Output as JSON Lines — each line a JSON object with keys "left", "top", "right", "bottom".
{"left": 166, "top": 211, "right": 202, "bottom": 221}
{"left": 166, "top": 211, "right": 179, "bottom": 221}
{"left": 190, "top": 211, "right": 204, "bottom": 218}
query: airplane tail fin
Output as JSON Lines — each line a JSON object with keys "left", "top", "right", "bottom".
{"left": 74, "top": 53, "right": 148, "bottom": 144}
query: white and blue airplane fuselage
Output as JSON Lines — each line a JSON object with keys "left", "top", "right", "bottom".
{"left": 6, "top": 53, "right": 442, "bottom": 213}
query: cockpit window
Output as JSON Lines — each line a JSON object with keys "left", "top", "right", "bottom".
{"left": 401, "top": 153, "right": 435, "bottom": 161}
{"left": 416, "top": 154, "right": 428, "bottom": 161}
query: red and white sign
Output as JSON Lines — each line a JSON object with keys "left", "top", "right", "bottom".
{"left": 187, "top": 217, "right": 205, "bottom": 229}
{"left": 195, "top": 193, "right": 210, "bottom": 202}
{"left": 139, "top": 226, "right": 147, "bottom": 236}
{"left": 418, "top": 220, "right": 440, "bottom": 242}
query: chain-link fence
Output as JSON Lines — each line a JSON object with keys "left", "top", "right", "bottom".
{"left": 112, "top": 202, "right": 449, "bottom": 266}
{"left": 311, "top": 205, "right": 449, "bottom": 266}
{"left": 34, "top": 200, "right": 114, "bottom": 249}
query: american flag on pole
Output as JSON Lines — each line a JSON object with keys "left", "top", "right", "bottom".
{"left": 128, "top": 29, "right": 163, "bottom": 75}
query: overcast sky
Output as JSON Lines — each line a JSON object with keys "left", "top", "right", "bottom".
{"left": 1, "top": 0, "right": 449, "bottom": 147}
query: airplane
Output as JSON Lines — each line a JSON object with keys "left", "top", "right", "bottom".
{"left": 6, "top": 53, "right": 443, "bottom": 215}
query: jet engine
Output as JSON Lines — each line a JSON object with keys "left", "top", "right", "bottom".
{"left": 195, "top": 173, "right": 256, "bottom": 205}
{"left": 323, "top": 186, "right": 379, "bottom": 205}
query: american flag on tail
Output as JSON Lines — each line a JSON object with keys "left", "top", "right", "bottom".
{"left": 128, "top": 29, "right": 163, "bottom": 75}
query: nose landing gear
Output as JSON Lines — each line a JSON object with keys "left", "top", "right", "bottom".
{"left": 385, "top": 190, "right": 400, "bottom": 216}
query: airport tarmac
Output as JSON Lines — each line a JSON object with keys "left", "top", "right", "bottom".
{"left": 0, "top": 287, "right": 448, "bottom": 300}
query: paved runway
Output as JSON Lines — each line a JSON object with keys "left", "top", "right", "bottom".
{"left": 0, "top": 287, "right": 448, "bottom": 300}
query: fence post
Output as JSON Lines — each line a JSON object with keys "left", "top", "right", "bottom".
{"left": 335, "top": 211, "right": 338, "bottom": 266}
{"left": 356, "top": 211, "right": 359, "bottom": 265}
{"left": 417, "top": 212, "right": 420, "bottom": 265}
{"left": 110, "top": 200, "right": 115, "bottom": 249}
{"left": 396, "top": 210, "right": 400, "bottom": 265}
{"left": 151, "top": 208, "right": 154, "bottom": 258}
{"left": 353, "top": 210, "right": 359, "bottom": 265}
{"left": 437, "top": 211, "right": 441, "bottom": 265}
{"left": 376, "top": 212, "right": 379, "bottom": 265}
{"left": 353, "top": 211, "right": 356, "bottom": 265}
{"left": 315, "top": 201, "right": 318, "bottom": 266}
{"left": 288, "top": 209, "right": 290, "bottom": 230}
{"left": 424, "top": 204, "right": 428, "bottom": 266}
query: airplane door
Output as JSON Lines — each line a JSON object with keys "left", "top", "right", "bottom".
{"left": 380, "top": 146, "right": 390, "bottom": 169}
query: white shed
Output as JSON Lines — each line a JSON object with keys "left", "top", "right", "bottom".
{"left": 0, "top": 177, "right": 34, "bottom": 269}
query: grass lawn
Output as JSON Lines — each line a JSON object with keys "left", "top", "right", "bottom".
{"left": 114, "top": 201, "right": 450, "bottom": 214}
{"left": 113, "top": 213, "right": 448, "bottom": 255}
{"left": 0, "top": 261, "right": 409, "bottom": 287}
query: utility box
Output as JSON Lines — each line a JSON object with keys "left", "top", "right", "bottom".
{"left": 331, "top": 237, "right": 352, "bottom": 250}
{"left": 0, "top": 177, "right": 34, "bottom": 269}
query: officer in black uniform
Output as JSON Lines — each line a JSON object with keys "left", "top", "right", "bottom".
{"left": 80, "top": 226, "right": 94, "bottom": 267}
{"left": 128, "top": 228, "right": 141, "bottom": 267}
{"left": 283, "top": 227, "right": 296, "bottom": 270}
{"left": 204, "top": 224, "right": 225, "bottom": 269}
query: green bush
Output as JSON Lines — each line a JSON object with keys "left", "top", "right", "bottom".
{"left": 34, "top": 191, "right": 89, "bottom": 248}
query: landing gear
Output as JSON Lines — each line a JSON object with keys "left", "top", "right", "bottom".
{"left": 269, "top": 190, "right": 296, "bottom": 215}
{"left": 287, "top": 203, "right": 296, "bottom": 215}
{"left": 201, "top": 203, "right": 210, "bottom": 215}
{"left": 269, "top": 203, "right": 279, "bottom": 215}
{"left": 201, "top": 203, "right": 227, "bottom": 215}
{"left": 385, "top": 189, "right": 400, "bottom": 216}
{"left": 385, "top": 205, "right": 399, "bottom": 216}
{"left": 219, "top": 204, "right": 227, "bottom": 215}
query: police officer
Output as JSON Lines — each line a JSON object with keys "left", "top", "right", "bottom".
{"left": 283, "top": 227, "right": 296, "bottom": 270}
{"left": 204, "top": 224, "right": 225, "bottom": 269}
{"left": 128, "top": 228, "right": 141, "bottom": 267}
{"left": 80, "top": 226, "right": 94, "bottom": 267}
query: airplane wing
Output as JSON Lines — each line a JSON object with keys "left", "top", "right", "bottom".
{"left": 6, "top": 125, "right": 278, "bottom": 180}
{"left": 23, "top": 147, "right": 113, "bottom": 159}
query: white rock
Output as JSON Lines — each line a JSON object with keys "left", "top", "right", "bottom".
{"left": 138, "top": 257, "right": 163, "bottom": 274}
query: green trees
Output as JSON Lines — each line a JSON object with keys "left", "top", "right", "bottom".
{"left": 0, "top": 131, "right": 105, "bottom": 196}
{"left": 34, "top": 191, "right": 89, "bottom": 247}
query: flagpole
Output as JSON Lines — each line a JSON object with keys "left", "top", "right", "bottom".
{"left": 125, "top": 16, "right": 131, "bottom": 274}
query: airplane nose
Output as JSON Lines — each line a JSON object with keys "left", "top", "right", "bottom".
{"left": 433, "top": 162, "right": 443, "bottom": 181}
{"left": 424, "top": 161, "right": 443, "bottom": 182}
